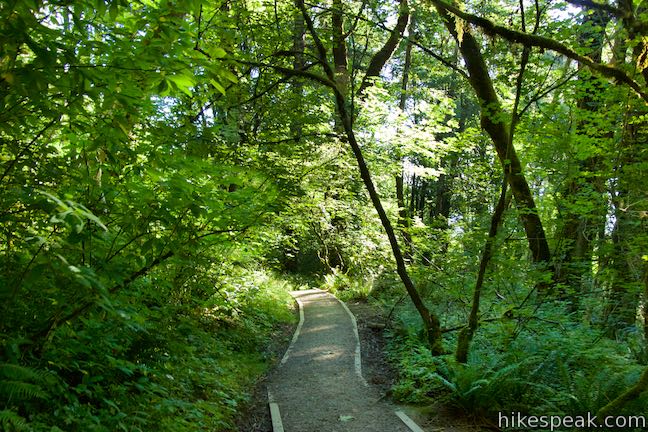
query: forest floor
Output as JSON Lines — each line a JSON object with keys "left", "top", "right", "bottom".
{"left": 235, "top": 289, "right": 485, "bottom": 432}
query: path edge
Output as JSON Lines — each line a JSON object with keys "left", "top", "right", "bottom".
{"left": 267, "top": 391, "right": 284, "bottom": 432}
{"left": 330, "top": 289, "right": 428, "bottom": 432}
{"left": 268, "top": 288, "right": 427, "bottom": 432}
{"left": 328, "top": 291, "right": 369, "bottom": 387}
{"left": 279, "top": 291, "right": 306, "bottom": 365}
{"left": 267, "top": 289, "right": 307, "bottom": 432}
{"left": 395, "top": 410, "right": 426, "bottom": 432}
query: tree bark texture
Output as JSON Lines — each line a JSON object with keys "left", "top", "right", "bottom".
{"left": 435, "top": 6, "right": 552, "bottom": 266}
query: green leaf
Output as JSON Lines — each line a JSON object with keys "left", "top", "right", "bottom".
{"left": 210, "top": 79, "right": 226, "bottom": 96}
{"left": 208, "top": 47, "right": 227, "bottom": 59}
{"left": 168, "top": 74, "right": 195, "bottom": 96}
{"left": 218, "top": 69, "right": 238, "bottom": 84}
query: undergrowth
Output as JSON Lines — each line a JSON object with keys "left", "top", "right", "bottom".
{"left": 387, "top": 326, "right": 647, "bottom": 430}
{"left": 0, "top": 266, "right": 296, "bottom": 432}
{"left": 321, "top": 269, "right": 374, "bottom": 302}
{"left": 368, "top": 272, "right": 648, "bottom": 432}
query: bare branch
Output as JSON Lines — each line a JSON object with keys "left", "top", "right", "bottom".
{"left": 409, "top": 38, "right": 469, "bottom": 80}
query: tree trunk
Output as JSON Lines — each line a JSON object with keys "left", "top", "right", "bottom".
{"left": 359, "top": 0, "right": 410, "bottom": 95}
{"left": 296, "top": 0, "right": 443, "bottom": 353}
{"left": 335, "top": 88, "right": 444, "bottom": 354}
{"left": 396, "top": 173, "right": 413, "bottom": 259}
{"left": 409, "top": 173, "right": 418, "bottom": 217}
{"left": 331, "top": 0, "right": 349, "bottom": 96}
{"left": 291, "top": 0, "right": 306, "bottom": 142}
{"left": 600, "top": 2, "right": 648, "bottom": 336}
{"left": 435, "top": 6, "right": 552, "bottom": 267}
{"left": 554, "top": 8, "right": 610, "bottom": 305}
{"left": 417, "top": 179, "right": 427, "bottom": 216}
{"left": 396, "top": 18, "right": 415, "bottom": 259}
{"left": 596, "top": 365, "right": 648, "bottom": 419}
{"left": 603, "top": 184, "right": 643, "bottom": 335}
{"left": 429, "top": 89, "right": 465, "bottom": 253}
{"left": 432, "top": 170, "right": 451, "bottom": 223}
{"left": 456, "top": 176, "right": 509, "bottom": 363}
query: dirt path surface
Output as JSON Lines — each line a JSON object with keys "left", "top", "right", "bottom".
{"left": 266, "top": 289, "right": 418, "bottom": 432}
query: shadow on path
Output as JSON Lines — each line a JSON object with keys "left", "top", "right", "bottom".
{"left": 267, "top": 289, "right": 421, "bottom": 432}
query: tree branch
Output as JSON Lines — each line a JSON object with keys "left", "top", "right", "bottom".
{"left": 358, "top": 0, "right": 410, "bottom": 95}
{"left": 427, "top": 0, "right": 648, "bottom": 103}
{"left": 343, "top": 8, "right": 469, "bottom": 80}
{"left": 409, "top": 38, "right": 469, "bottom": 80}
{"left": 564, "top": 0, "right": 624, "bottom": 17}
{"left": 0, "top": 117, "right": 60, "bottom": 185}
{"left": 296, "top": 0, "right": 335, "bottom": 80}
{"left": 342, "top": 0, "right": 370, "bottom": 38}
{"left": 235, "top": 59, "right": 336, "bottom": 89}
{"left": 31, "top": 249, "right": 175, "bottom": 345}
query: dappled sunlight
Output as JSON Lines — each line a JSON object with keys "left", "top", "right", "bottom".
{"left": 297, "top": 290, "right": 326, "bottom": 299}
{"left": 4, "top": 0, "right": 647, "bottom": 430}
{"left": 311, "top": 349, "right": 345, "bottom": 362}
{"left": 301, "top": 323, "right": 338, "bottom": 333}
{"left": 289, "top": 343, "right": 349, "bottom": 364}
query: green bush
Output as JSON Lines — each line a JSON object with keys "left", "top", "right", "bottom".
{"left": 388, "top": 320, "right": 648, "bottom": 428}
{"left": 322, "top": 269, "right": 374, "bottom": 301}
{"left": 0, "top": 265, "right": 296, "bottom": 431}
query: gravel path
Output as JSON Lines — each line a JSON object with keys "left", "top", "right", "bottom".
{"left": 266, "top": 289, "right": 418, "bottom": 432}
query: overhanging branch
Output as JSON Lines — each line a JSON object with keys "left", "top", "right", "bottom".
{"left": 358, "top": 0, "right": 410, "bottom": 95}
{"left": 427, "top": 0, "right": 648, "bottom": 103}
{"left": 234, "top": 59, "right": 336, "bottom": 89}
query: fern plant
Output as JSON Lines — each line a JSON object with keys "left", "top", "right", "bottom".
{"left": 0, "top": 363, "right": 48, "bottom": 404}
{"left": 430, "top": 356, "right": 557, "bottom": 416}
{"left": 0, "top": 363, "right": 53, "bottom": 432}
{"left": 0, "top": 409, "right": 29, "bottom": 431}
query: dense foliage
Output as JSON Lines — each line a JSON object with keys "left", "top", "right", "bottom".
{"left": 1, "top": 0, "right": 647, "bottom": 430}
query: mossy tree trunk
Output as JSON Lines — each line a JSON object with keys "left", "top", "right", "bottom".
{"left": 596, "top": 366, "right": 648, "bottom": 419}
{"left": 433, "top": 4, "right": 553, "bottom": 269}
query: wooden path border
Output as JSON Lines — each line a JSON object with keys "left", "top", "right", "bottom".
{"left": 269, "top": 289, "right": 427, "bottom": 432}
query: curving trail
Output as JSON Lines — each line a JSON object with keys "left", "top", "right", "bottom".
{"left": 266, "top": 289, "right": 424, "bottom": 432}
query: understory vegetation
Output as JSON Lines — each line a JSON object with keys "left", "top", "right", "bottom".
{"left": 325, "top": 268, "right": 648, "bottom": 430}
{"left": 383, "top": 277, "right": 648, "bottom": 425}
{"left": 2, "top": 0, "right": 648, "bottom": 431}
{"left": 1, "top": 263, "right": 296, "bottom": 431}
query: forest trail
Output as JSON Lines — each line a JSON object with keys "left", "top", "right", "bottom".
{"left": 266, "top": 289, "right": 424, "bottom": 432}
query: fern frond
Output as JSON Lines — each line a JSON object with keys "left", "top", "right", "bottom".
{"left": 0, "top": 380, "right": 47, "bottom": 401}
{"left": 0, "top": 364, "right": 41, "bottom": 382}
{"left": 430, "top": 373, "right": 456, "bottom": 391}
{"left": 0, "top": 409, "right": 29, "bottom": 431}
